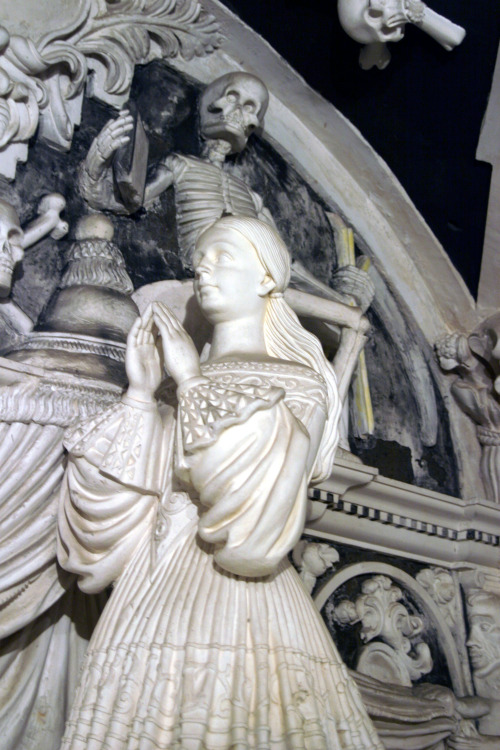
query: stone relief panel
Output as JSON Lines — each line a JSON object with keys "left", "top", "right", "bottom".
{"left": 0, "top": 59, "right": 461, "bottom": 494}
{"left": 292, "top": 539, "right": 498, "bottom": 749}
{"left": 0, "top": 4, "right": 493, "bottom": 749}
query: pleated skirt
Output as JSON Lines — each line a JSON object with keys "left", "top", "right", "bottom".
{"left": 61, "top": 526, "right": 383, "bottom": 750}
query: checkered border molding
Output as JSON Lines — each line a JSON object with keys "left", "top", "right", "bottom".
{"left": 309, "top": 488, "right": 500, "bottom": 547}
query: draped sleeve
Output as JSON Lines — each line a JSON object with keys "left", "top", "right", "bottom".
{"left": 175, "top": 367, "right": 327, "bottom": 578}
{"left": 57, "top": 396, "right": 174, "bottom": 594}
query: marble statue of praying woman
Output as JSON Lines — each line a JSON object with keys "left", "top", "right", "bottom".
{"left": 57, "top": 216, "right": 383, "bottom": 750}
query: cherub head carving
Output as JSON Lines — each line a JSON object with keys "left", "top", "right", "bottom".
{"left": 199, "top": 72, "right": 269, "bottom": 153}
{"left": 0, "top": 198, "right": 24, "bottom": 297}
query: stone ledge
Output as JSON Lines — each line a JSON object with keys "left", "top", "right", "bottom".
{"left": 307, "top": 457, "right": 500, "bottom": 569}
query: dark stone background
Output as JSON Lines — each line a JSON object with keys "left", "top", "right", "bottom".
{"left": 0, "top": 61, "right": 458, "bottom": 495}
{"left": 221, "top": 0, "right": 500, "bottom": 299}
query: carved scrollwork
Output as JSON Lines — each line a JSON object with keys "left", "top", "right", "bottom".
{"left": 0, "top": 0, "right": 222, "bottom": 178}
{"left": 334, "top": 574, "right": 433, "bottom": 686}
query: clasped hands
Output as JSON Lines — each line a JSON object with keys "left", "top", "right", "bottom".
{"left": 126, "top": 303, "right": 201, "bottom": 403}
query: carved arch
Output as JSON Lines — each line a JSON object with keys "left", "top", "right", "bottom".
{"left": 314, "top": 560, "right": 469, "bottom": 695}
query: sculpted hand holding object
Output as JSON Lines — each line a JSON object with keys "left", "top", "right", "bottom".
{"left": 338, "top": 0, "right": 466, "bottom": 70}
{"left": 57, "top": 217, "right": 383, "bottom": 749}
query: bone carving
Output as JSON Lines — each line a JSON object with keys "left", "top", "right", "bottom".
{"left": 0, "top": 0, "right": 222, "bottom": 178}
{"left": 335, "top": 574, "right": 433, "bottom": 686}
{"left": 79, "top": 71, "right": 376, "bottom": 321}
{"left": 0, "top": 194, "right": 68, "bottom": 336}
{"left": 338, "top": 0, "right": 466, "bottom": 70}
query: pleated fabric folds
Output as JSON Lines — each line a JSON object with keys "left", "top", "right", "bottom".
{"left": 62, "top": 529, "right": 383, "bottom": 750}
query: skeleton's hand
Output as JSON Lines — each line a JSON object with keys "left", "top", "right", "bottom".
{"left": 153, "top": 302, "right": 201, "bottom": 387}
{"left": 84, "top": 110, "right": 134, "bottom": 180}
{"left": 331, "top": 259, "right": 375, "bottom": 312}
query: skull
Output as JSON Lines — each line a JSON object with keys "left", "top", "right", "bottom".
{"left": 0, "top": 198, "right": 24, "bottom": 297}
{"left": 199, "top": 72, "right": 269, "bottom": 153}
{"left": 338, "top": 0, "right": 408, "bottom": 44}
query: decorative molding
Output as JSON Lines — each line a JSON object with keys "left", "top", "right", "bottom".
{"left": 416, "top": 566, "right": 474, "bottom": 693}
{"left": 0, "top": 0, "right": 222, "bottom": 177}
{"left": 7, "top": 332, "right": 126, "bottom": 362}
{"left": 306, "top": 456, "right": 500, "bottom": 569}
{"left": 416, "top": 567, "right": 458, "bottom": 629}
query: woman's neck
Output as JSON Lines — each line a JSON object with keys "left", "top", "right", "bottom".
{"left": 209, "top": 315, "right": 267, "bottom": 361}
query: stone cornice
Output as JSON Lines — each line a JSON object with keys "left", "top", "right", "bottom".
{"left": 307, "top": 456, "right": 500, "bottom": 569}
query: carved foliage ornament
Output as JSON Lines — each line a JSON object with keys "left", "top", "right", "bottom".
{"left": 335, "top": 574, "right": 433, "bottom": 685}
{"left": 0, "top": 0, "right": 222, "bottom": 178}
{"left": 435, "top": 319, "right": 500, "bottom": 503}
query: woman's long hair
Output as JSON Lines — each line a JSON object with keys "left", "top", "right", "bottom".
{"left": 205, "top": 216, "right": 341, "bottom": 482}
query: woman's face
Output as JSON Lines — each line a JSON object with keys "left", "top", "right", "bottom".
{"left": 193, "top": 225, "right": 270, "bottom": 324}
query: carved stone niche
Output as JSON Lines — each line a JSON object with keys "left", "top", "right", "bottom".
{"left": 312, "top": 558, "right": 497, "bottom": 749}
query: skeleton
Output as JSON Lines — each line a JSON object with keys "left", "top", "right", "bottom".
{"left": 78, "top": 71, "right": 374, "bottom": 311}
{"left": 338, "top": 0, "right": 466, "bottom": 70}
{"left": 0, "top": 194, "right": 67, "bottom": 334}
{"left": 79, "top": 72, "right": 272, "bottom": 267}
